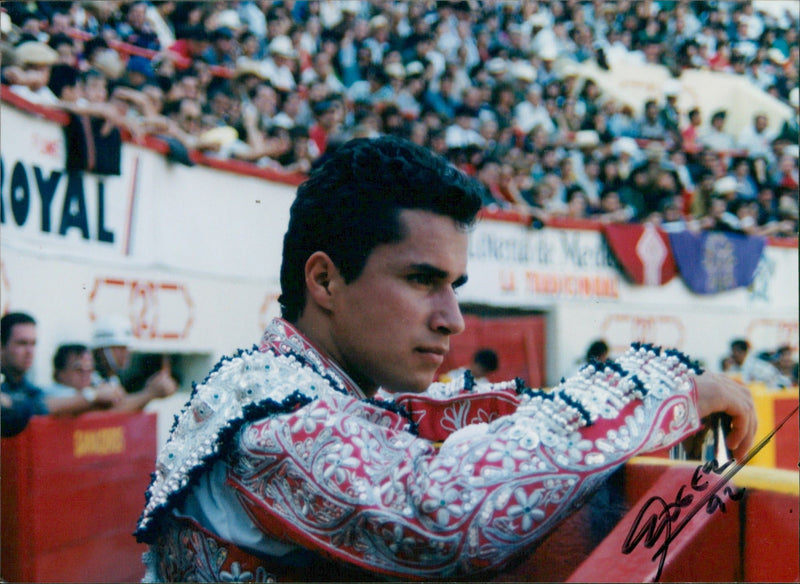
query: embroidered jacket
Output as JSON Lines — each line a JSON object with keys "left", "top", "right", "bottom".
{"left": 136, "top": 318, "right": 701, "bottom": 582}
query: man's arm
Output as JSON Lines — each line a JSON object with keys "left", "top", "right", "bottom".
{"left": 110, "top": 369, "right": 177, "bottom": 412}
{"left": 45, "top": 383, "right": 126, "bottom": 416}
{"left": 225, "top": 345, "right": 739, "bottom": 579}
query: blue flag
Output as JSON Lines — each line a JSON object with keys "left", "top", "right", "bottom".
{"left": 667, "top": 231, "right": 766, "bottom": 294}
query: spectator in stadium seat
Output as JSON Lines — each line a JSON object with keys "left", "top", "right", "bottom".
{"left": 728, "top": 157, "right": 760, "bottom": 201}
{"left": 657, "top": 195, "right": 693, "bottom": 232}
{"left": 585, "top": 339, "right": 611, "bottom": 363}
{"left": 272, "top": 125, "right": 315, "bottom": 174}
{"left": 166, "top": 25, "right": 210, "bottom": 69}
{"left": 513, "top": 83, "right": 555, "bottom": 136}
{"left": 261, "top": 34, "right": 298, "bottom": 93}
{"left": 564, "top": 185, "right": 591, "bottom": 219}
{"left": 628, "top": 143, "right": 681, "bottom": 220}
{"left": 301, "top": 50, "right": 346, "bottom": 94}
{"left": 445, "top": 104, "right": 486, "bottom": 149}
{"left": 681, "top": 107, "right": 703, "bottom": 154}
{"left": 347, "top": 62, "right": 393, "bottom": 105}
{"left": 202, "top": 26, "right": 237, "bottom": 68}
{"left": 47, "top": 62, "right": 81, "bottom": 101}
{"left": 699, "top": 109, "right": 737, "bottom": 152}
{"left": 308, "top": 97, "right": 344, "bottom": 156}
{"left": 119, "top": 55, "right": 156, "bottom": 92}
{"left": 607, "top": 102, "right": 638, "bottom": 139}
{"left": 5, "top": 40, "right": 59, "bottom": 105}
{"left": 772, "top": 150, "right": 800, "bottom": 190}
{"left": 47, "top": 31, "right": 79, "bottom": 66}
{"left": 117, "top": 0, "right": 161, "bottom": 51}
{"left": 634, "top": 99, "right": 669, "bottom": 141}
{"left": 590, "top": 188, "right": 636, "bottom": 224}
{"left": 737, "top": 113, "right": 777, "bottom": 161}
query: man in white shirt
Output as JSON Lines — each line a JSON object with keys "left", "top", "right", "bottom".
{"left": 6, "top": 41, "right": 60, "bottom": 105}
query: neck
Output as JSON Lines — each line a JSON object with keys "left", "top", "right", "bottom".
{"left": 290, "top": 315, "right": 377, "bottom": 398}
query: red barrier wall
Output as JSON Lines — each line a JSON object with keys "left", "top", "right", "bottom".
{"left": 743, "top": 489, "right": 800, "bottom": 582}
{"left": 1, "top": 412, "right": 156, "bottom": 582}
{"left": 438, "top": 313, "right": 548, "bottom": 388}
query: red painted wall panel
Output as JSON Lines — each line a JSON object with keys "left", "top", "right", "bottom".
{"left": 773, "top": 397, "right": 799, "bottom": 471}
{"left": 1, "top": 412, "right": 156, "bottom": 583}
{"left": 439, "top": 314, "right": 547, "bottom": 388}
{"left": 743, "top": 490, "right": 800, "bottom": 582}
{"left": 568, "top": 465, "right": 744, "bottom": 582}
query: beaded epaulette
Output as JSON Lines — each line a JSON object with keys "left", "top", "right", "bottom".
{"left": 135, "top": 348, "right": 333, "bottom": 543}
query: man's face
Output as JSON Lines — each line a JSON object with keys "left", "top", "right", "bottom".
{"left": 776, "top": 350, "right": 793, "bottom": 369}
{"left": 326, "top": 209, "right": 468, "bottom": 394}
{"left": 1, "top": 323, "right": 37, "bottom": 378}
{"left": 57, "top": 351, "right": 95, "bottom": 391}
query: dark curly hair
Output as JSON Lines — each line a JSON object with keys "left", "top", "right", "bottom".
{"left": 279, "top": 136, "right": 486, "bottom": 322}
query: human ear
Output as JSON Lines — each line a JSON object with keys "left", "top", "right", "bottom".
{"left": 304, "top": 251, "right": 338, "bottom": 311}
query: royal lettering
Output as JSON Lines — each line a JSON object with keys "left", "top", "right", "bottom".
{"left": 34, "top": 166, "right": 61, "bottom": 232}
{"left": 97, "top": 181, "right": 114, "bottom": 243}
{"left": 9, "top": 161, "right": 30, "bottom": 226}
{"left": 60, "top": 172, "right": 90, "bottom": 238}
{"left": 0, "top": 158, "right": 115, "bottom": 244}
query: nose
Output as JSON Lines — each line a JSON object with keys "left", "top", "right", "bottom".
{"left": 430, "top": 287, "right": 465, "bottom": 336}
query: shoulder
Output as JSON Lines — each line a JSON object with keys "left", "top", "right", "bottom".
{"left": 137, "top": 346, "right": 336, "bottom": 540}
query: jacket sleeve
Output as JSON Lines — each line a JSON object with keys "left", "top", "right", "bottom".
{"left": 227, "top": 344, "right": 701, "bottom": 579}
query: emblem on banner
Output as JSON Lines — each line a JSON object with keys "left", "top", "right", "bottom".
{"left": 603, "top": 224, "right": 677, "bottom": 286}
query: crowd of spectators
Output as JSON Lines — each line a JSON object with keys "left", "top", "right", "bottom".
{"left": 1, "top": 311, "right": 177, "bottom": 438}
{"left": 2, "top": 0, "right": 798, "bottom": 236}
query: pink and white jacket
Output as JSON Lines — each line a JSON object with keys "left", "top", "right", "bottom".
{"left": 136, "top": 318, "right": 701, "bottom": 582}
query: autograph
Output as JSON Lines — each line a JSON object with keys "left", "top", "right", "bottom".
{"left": 622, "top": 404, "right": 799, "bottom": 582}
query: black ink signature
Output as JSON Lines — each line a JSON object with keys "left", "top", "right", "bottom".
{"left": 622, "top": 404, "right": 799, "bottom": 582}
{"left": 621, "top": 460, "right": 745, "bottom": 581}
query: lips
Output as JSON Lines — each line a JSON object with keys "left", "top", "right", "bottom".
{"left": 416, "top": 346, "right": 447, "bottom": 364}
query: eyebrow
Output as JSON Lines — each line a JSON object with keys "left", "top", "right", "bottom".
{"left": 409, "top": 263, "right": 468, "bottom": 288}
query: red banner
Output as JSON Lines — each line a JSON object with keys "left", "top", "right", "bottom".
{"left": 603, "top": 223, "right": 677, "bottom": 286}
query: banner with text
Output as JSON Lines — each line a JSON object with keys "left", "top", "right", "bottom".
{"left": 461, "top": 221, "right": 621, "bottom": 306}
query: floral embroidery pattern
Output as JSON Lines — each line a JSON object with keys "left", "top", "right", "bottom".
{"left": 144, "top": 517, "right": 275, "bottom": 583}
{"left": 226, "top": 345, "right": 699, "bottom": 578}
{"left": 142, "top": 320, "right": 701, "bottom": 581}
